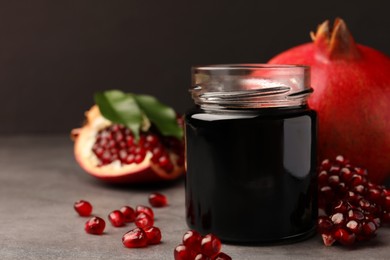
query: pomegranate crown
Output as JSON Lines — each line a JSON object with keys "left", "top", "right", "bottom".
{"left": 310, "top": 18, "right": 361, "bottom": 60}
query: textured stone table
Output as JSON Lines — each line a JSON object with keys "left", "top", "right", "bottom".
{"left": 0, "top": 136, "right": 389, "bottom": 259}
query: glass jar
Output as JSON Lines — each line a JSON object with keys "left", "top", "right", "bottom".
{"left": 185, "top": 64, "right": 317, "bottom": 244}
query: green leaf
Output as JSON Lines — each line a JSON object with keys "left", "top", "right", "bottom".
{"left": 132, "top": 94, "right": 183, "bottom": 139}
{"left": 94, "top": 90, "right": 143, "bottom": 139}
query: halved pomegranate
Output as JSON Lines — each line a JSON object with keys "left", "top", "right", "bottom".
{"left": 72, "top": 105, "right": 185, "bottom": 183}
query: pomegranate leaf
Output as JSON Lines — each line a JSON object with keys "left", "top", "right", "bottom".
{"left": 94, "top": 90, "right": 143, "bottom": 138}
{"left": 132, "top": 94, "right": 183, "bottom": 139}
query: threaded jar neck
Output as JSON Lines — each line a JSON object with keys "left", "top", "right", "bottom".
{"left": 190, "top": 64, "right": 312, "bottom": 112}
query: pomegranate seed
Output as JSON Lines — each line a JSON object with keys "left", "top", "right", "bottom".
{"left": 125, "top": 154, "right": 135, "bottom": 164}
{"left": 120, "top": 206, "right": 136, "bottom": 222}
{"left": 195, "top": 253, "right": 211, "bottom": 260}
{"left": 108, "top": 210, "right": 125, "bottom": 227}
{"left": 330, "top": 212, "right": 345, "bottom": 226}
{"left": 74, "top": 200, "right": 93, "bottom": 217}
{"left": 149, "top": 192, "right": 168, "bottom": 207}
{"left": 200, "top": 234, "right": 221, "bottom": 257}
{"left": 334, "top": 228, "right": 356, "bottom": 246}
{"left": 346, "top": 220, "right": 362, "bottom": 234}
{"left": 126, "top": 135, "right": 134, "bottom": 146}
{"left": 144, "top": 226, "right": 162, "bottom": 244}
{"left": 134, "top": 154, "right": 145, "bottom": 164}
{"left": 182, "top": 230, "right": 202, "bottom": 252}
{"left": 135, "top": 212, "right": 154, "bottom": 228}
{"left": 213, "top": 252, "right": 232, "bottom": 260}
{"left": 122, "top": 228, "right": 148, "bottom": 248}
{"left": 85, "top": 216, "right": 105, "bottom": 235}
{"left": 317, "top": 216, "right": 333, "bottom": 233}
{"left": 321, "top": 233, "right": 335, "bottom": 246}
{"left": 158, "top": 154, "right": 171, "bottom": 168}
{"left": 361, "top": 221, "right": 377, "bottom": 236}
{"left": 174, "top": 244, "right": 196, "bottom": 260}
{"left": 135, "top": 205, "right": 154, "bottom": 218}
{"left": 348, "top": 209, "right": 365, "bottom": 221}
{"left": 146, "top": 134, "right": 159, "bottom": 146}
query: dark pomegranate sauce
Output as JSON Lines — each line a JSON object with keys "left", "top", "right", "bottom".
{"left": 185, "top": 64, "right": 317, "bottom": 243}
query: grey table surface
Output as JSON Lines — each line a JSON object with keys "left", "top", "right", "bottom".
{"left": 0, "top": 135, "right": 389, "bottom": 260}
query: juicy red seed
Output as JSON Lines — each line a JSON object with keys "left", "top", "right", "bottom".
{"left": 85, "top": 216, "right": 105, "bottom": 235}
{"left": 359, "top": 199, "right": 378, "bottom": 214}
{"left": 319, "top": 186, "right": 334, "bottom": 200}
{"left": 108, "top": 210, "right": 125, "bottom": 227}
{"left": 318, "top": 216, "right": 333, "bottom": 233}
{"left": 195, "top": 253, "right": 211, "bottom": 260}
{"left": 94, "top": 147, "right": 104, "bottom": 157}
{"left": 328, "top": 175, "right": 340, "bottom": 187}
{"left": 321, "top": 159, "right": 331, "bottom": 171}
{"left": 183, "top": 230, "right": 202, "bottom": 252}
{"left": 330, "top": 213, "right": 345, "bottom": 225}
{"left": 149, "top": 193, "right": 168, "bottom": 207}
{"left": 152, "top": 146, "right": 163, "bottom": 157}
{"left": 346, "top": 220, "right": 362, "bottom": 234}
{"left": 213, "top": 252, "right": 233, "bottom": 260}
{"left": 362, "top": 221, "right": 377, "bottom": 236}
{"left": 348, "top": 209, "right": 365, "bottom": 221}
{"left": 350, "top": 174, "right": 365, "bottom": 186}
{"left": 74, "top": 200, "right": 93, "bottom": 217}
{"left": 334, "top": 228, "right": 356, "bottom": 246}
{"left": 321, "top": 233, "right": 336, "bottom": 246}
{"left": 144, "top": 226, "right": 162, "bottom": 245}
{"left": 332, "top": 200, "right": 350, "bottom": 214}
{"left": 146, "top": 134, "right": 159, "bottom": 146}
{"left": 158, "top": 155, "right": 171, "bottom": 167}
{"left": 367, "top": 188, "right": 382, "bottom": 203}
{"left": 200, "top": 234, "right": 222, "bottom": 257}
{"left": 135, "top": 212, "right": 154, "bottom": 228}
{"left": 136, "top": 205, "right": 154, "bottom": 218}
{"left": 340, "top": 167, "right": 353, "bottom": 182}
{"left": 122, "top": 228, "right": 148, "bottom": 248}
{"left": 353, "top": 185, "right": 366, "bottom": 194}
{"left": 125, "top": 154, "right": 135, "bottom": 164}
{"left": 329, "top": 166, "right": 341, "bottom": 174}
{"left": 120, "top": 206, "right": 136, "bottom": 222}
{"left": 174, "top": 244, "right": 196, "bottom": 260}
{"left": 134, "top": 154, "right": 145, "bottom": 164}
{"left": 318, "top": 171, "right": 329, "bottom": 186}
{"left": 126, "top": 136, "right": 134, "bottom": 146}
{"left": 119, "top": 149, "right": 128, "bottom": 160}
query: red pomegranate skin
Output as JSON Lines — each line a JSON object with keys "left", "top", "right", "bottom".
{"left": 269, "top": 18, "right": 390, "bottom": 184}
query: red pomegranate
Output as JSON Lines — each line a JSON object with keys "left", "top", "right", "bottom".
{"left": 269, "top": 18, "right": 390, "bottom": 184}
{"left": 72, "top": 105, "right": 185, "bottom": 183}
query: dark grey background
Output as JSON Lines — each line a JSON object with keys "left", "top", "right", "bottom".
{"left": 1, "top": 0, "right": 389, "bottom": 134}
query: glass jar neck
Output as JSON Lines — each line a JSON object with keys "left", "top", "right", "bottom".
{"left": 190, "top": 64, "right": 312, "bottom": 112}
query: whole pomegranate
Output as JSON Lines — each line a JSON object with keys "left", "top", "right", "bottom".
{"left": 72, "top": 91, "right": 185, "bottom": 183}
{"left": 269, "top": 18, "right": 390, "bottom": 184}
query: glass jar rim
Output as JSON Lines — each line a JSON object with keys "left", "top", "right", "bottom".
{"left": 193, "top": 64, "right": 309, "bottom": 71}
{"left": 190, "top": 63, "right": 312, "bottom": 111}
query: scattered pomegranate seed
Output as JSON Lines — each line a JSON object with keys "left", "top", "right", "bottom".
{"left": 135, "top": 212, "right": 154, "bottom": 229}
{"left": 144, "top": 226, "right": 162, "bottom": 245}
{"left": 108, "top": 210, "right": 125, "bottom": 227}
{"left": 135, "top": 205, "right": 154, "bottom": 219}
{"left": 200, "top": 234, "right": 221, "bottom": 257}
{"left": 317, "top": 155, "right": 389, "bottom": 246}
{"left": 149, "top": 192, "right": 168, "bottom": 207}
{"left": 182, "top": 230, "right": 202, "bottom": 252}
{"left": 213, "top": 252, "right": 233, "bottom": 260}
{"left": 174, "top": 230, "right": 231, "bottom": 260}
{"left": 74, "top": 200, "right": 93, "bottom": 217}
{"left": 85, "top": 216, "right": 105, "bottom": 235}
{"left": 120, "top": 206, "right": 136, "bottom": 222}
{"left": 174, "top": 244, "right": 196, "bottom": 260}
{"left": 195, "top": 253, "right": 211, "bottom": 260}
{"left": 122, "top": 228, "right": 148, "bottom": 248}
